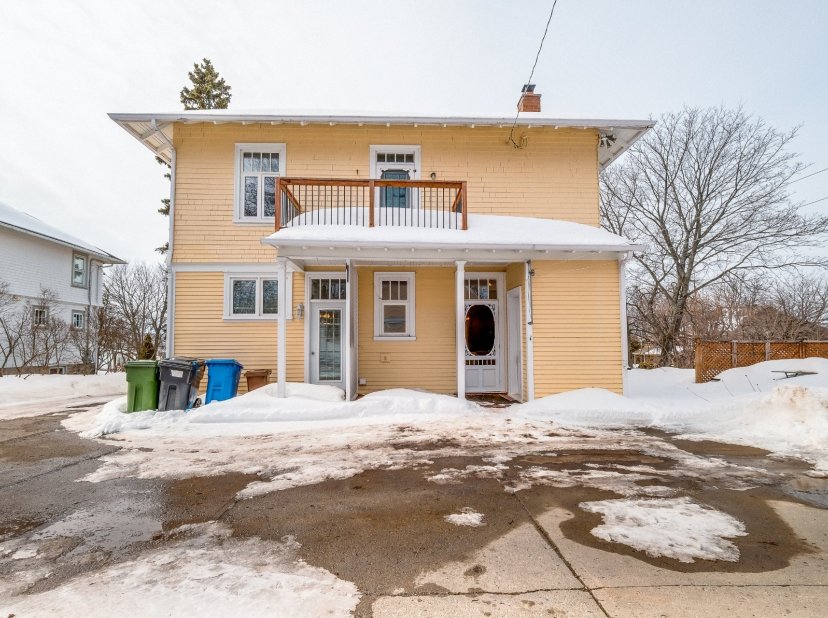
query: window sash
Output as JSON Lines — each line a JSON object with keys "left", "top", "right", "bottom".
{"left": 374, "top": 273, "right": 414, "bottom": 338}
{"left": 72, "top": 254, "right": 87, "bottom": 287}
{"left": 236, "top": 146, "right": 283, "bottom": 220}
{"left": 33, "top": 307, "right": 48, "bottom": 325}
{"left": 71, "top": 311, "right": 85, "bottom": 329}
{"left": 227, "top": 276, "right": 282, "bottom": 318}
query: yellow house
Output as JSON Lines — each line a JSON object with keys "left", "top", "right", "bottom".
{"left": 110, "top": 95, "right": 651, "bottom": 401}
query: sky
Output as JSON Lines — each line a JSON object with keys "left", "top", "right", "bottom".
{"left": 0, "top": 0, "right": 826, "bottom": 264}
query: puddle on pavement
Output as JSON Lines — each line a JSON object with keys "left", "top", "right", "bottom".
{"left": 517, "top": 450, "right": 668, "bottom": 467}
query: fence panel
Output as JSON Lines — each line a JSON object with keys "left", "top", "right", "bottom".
{"left": 694, "top": 339, "right": 828, "bottom": 383}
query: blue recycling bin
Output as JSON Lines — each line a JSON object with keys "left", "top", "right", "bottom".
{"left": 204, "top": 359, "right": 244, "bottom": 404}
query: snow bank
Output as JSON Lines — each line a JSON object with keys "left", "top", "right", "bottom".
{"left": 0, "top": 373, "right": 126, "bottom": 419}
{"left": 0, "top": 522, "right": 360, "bottom": 617}
{"left": 580, "top": 497, "right": 747, "bottom": 563}
{"left": 79, "top": 384, "right": 479, "bottom": 438}
{"left": 515, "top": 387, "right": 654, "bottom": 425}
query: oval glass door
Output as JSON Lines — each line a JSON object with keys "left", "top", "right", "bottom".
{"left": 465, "top": 304, "right": 496, "bottom": 356}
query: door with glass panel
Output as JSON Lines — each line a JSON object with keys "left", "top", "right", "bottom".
{"left": 308, "top": 276, "right": 347, "bottom": 388}
{"left": 375, "top": 150, "right": 417, "bottom": 225}
{"left": 464, "top": 275, "right": 505, "bottom": 393}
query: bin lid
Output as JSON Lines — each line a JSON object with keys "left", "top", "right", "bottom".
{"left": 161, "top": 357, "right": 203, "bottom": 369}
{"left": 126, "top": 360, "right": 158, "bottom": 368}
{"left": 205, "top": 358, "right": 244, "bottom": 368}
{"left": 245, "top": 369, "right": 272, "bottom": 376}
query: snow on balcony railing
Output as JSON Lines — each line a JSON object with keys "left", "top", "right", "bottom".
{"left": 275, "top": 178, "right": 468, "bottom": 231}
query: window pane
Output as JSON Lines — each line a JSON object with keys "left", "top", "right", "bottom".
{"left": 383, "top": 304, "right": 406, "bottom": 334}
{"left": 405, "top": 153, "right": 414, "bottom": 163}
{"left": 399, "top": 280, "right": 407, "bottom": 300}
{"left": 261, "top": 153, "right": 270, "bottom": 172}
{"left": 390, "top": 280, "right": 398, "bottom": 300}
{"left": 232, "top": 280, "right": 256, "bottom": 314}
{"left": 469, "top": 280, "right": 479, "bottom": 300}
{"left": 243, "top": 152, "right": 253, "bottom": 172}
{"left": 330, "top": 279, "right": 339, "bottom": 300}
{"left": 381, "top": 280, "right": 390, "bottom": 300}
{"left": 312, "top": 279, "right": 320, "bottom": 300}
{"left": 252, "top": 152, "right": 261, "bottom": 172}
{"left": 320, "top": 279, "right": 329, "bottom": 299}
{"left": 270, "top": 153, "right": 280, "bottom": 173}
{"left": 488, "top": 279, "right": 497, "bottom": 300}
{"left": 263, "top": 176, "right": 276, "bottom": 217}
{"left": 244, "top": 176, "right": 258, "bottom": 217}
{"left": 479, "top": 280, "right": 489, "bottom": 300}
{"left": 262, "top": 280, "right": 278, "bottom": 314}
{"left": 377, "top": 153, "right": 385, "bottom": 162}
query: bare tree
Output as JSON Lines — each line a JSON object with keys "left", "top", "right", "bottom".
{"left": 0, "top": 280, "right": 20, "bottom": 372}
{"left": 602, "top": 106, "right": 828, "bottom": 366}
{"left": 103, "top": 263, "right": 167, "bottom": 360}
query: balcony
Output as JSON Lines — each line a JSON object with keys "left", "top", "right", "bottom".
{"left": 275, "top": 178, "right": 468, "bottom": 231}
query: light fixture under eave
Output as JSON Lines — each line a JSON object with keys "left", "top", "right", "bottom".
{"left": 599, "top": 133, "right": 617, "bottom": 148}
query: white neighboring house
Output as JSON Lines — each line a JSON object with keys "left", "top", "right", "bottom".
{"left": 0, "top": 201, "right": 124, "bottom": 372}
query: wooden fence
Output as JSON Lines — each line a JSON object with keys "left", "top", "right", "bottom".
{"left": 694, "top": 339, "right": 828, "bottom": 383}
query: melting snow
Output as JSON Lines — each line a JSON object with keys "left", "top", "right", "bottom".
{"left": 444, "top": 508, "right": 486, "bottom": 527}
{"left": 580, "top": 497, "right": 747, "bottom": 563}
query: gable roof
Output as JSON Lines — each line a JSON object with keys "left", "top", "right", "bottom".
{"left": 108, "top": 109, "right": 654, "bottom": 169}
{"left": 0, "top": 201, "right": 124, "bottom": 264}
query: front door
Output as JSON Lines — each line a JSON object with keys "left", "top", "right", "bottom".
{"left": 310, "top": 302, "right": 345, "bottom": 388}
{"left": 464, "top": 274, "right": 505, "bottom": 393}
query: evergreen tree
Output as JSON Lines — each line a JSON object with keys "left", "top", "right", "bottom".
{"left": 180, "top": 58, "right": 232, "bottom": 110}
{"left": 138, "top": 333, "right": 155, "bottom": 360}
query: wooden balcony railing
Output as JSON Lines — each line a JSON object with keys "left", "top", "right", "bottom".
{"left": 275, "top": 178, "right": 468, "bottom": 231}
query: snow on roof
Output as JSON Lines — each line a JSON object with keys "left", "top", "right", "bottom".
{"left": 109, "top": 109, "right": 654, "bottom": 168}
{"left": 264, "top": 212, "right": 639, "bottom": 255}
{"left": 0, "top": 201, "right": 124, "bottom": 263}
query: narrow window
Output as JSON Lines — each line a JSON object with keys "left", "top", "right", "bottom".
{"left": 236, "top": 144, "right": 285, "bottom": 221}
{"left": 33, "top": 306, "right": 48, "bottom": 326}
{"left": 71, "top": 310, "right": 85, "bottom": 330}
{"left": 374, "top": 273, "right": 415, "bottom": 338}
{"left": 262, "top": 279, "right": 279, "bottom": 314}
{"left": 72, "top": 254, "right": 87, "bottom": 287}
{"left": 232, "top": 279, "right": 257, "bottom": 315}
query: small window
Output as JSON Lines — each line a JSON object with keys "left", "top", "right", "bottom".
{"left": 225, "top": 274, "right": 290, "bottom": 320}
{"left": 72, "top": 254, "right": 87, "bottom": 287}
{"left": 374, "top": 273, "right": 415, "bottom": 338}
{"left": 310, "top": 278, "right": 347, "bottom": 300}
{"left": 465, "top": 278, "right": 498, "bottom": 300}
{"left": 33, "top": 306, "right": 48, "bottom": 326}
{"left": 71, "top": 310, "right": 85, "bottom": 330}
{"left": 235, "top": 143, "right": 286, "bottom": 222}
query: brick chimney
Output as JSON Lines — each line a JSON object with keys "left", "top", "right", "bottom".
{"left": 517, "top": 84, "right": 541, "bottom": 113}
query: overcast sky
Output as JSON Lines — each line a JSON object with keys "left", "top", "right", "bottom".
{"left": 1, "top": 0, "right": 825, "bottom": 264}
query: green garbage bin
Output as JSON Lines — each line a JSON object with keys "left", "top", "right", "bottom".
{"left": 125, "top": 360, "right": 159, "bottom": 412}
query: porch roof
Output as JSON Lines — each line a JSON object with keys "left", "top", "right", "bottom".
{"left": 262, "top": 213, "right": 641, "bottom": 261}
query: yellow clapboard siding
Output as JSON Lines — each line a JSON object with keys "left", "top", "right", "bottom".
{"left": 171, "top": 123, "right": 599, "bottom": 263}
{"left": 357, "top": 266, "right": 456, "bottom": 395}
{"left": 173, "top": 271, "right": 305, "bottom": 393}
{"left": 530, "top": 260, "right": 622, "bottom": 395}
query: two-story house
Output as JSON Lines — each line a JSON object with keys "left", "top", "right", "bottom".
{"left": 111, "top": 90, "right": 651, "bottom": 401}
{"left": 0, "top": 200, "right": 124, "bottom": 372}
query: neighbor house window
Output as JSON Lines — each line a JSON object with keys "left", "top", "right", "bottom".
{"left": 72, "top": 253, "right": 87, "bottom": 287}
{"left": 225, "top": 273, "right": 291, "bottom": 319}
{"left": 33, "top": 306, "right": 48, "bottom": 326}
{"left": 234, "top": 143, "right": 286, "bottom": 222}
{"left": 374, "top": 273, "right": 415, "bottom": 338}
{"left": 71, "top": 310, "right": 85, "bottom": 330}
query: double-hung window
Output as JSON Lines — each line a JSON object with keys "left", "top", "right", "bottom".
{"left": 234, "top": 143, "right": 286, "bottom": 222}
{"left": 374, "top": 272, "right": 415, "bottom": 338}
{"left": 72, "top": 253, "right": 88, "bottom": 288}
{"left": 225, "top": 274, "right": 289, "bottom": 319}
{"left": 71, "top": 310, "right": 85, "bottom": 330}
{"left": 33, "top": 306, "right": 48, "bottom": 327}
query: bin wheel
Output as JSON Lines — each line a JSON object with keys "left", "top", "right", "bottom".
{"left": 193, "top": 398, "right": 202, "bottom": 408}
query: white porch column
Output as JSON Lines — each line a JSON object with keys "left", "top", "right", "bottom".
{"left": 276, "top": 257, "right": 287, "bottom": 398}
{"left": 455, "top": 260, "right": 466, "bottom": 399}
{"left": 344, "top": 259, "right": 352, "bottom": 402}
{"left": 619, "top": 254, "right": 630, "bottom": 395}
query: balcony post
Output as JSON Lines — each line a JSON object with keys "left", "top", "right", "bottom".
{"left": 368, "top": 180, "right": 375, "bottom": 227}
{"left": 275, "top": 178, "right": 283, "bottom": 231}
{"left": 276, "top": 257, "right": 287, "bottom": 398}
{"left": 461, "top": 181, "right": 468, "bottom": 230}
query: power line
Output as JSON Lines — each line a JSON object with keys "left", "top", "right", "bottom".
{"left": 791, "top": 166, "right": 828, "bottom": 184}
{"left": 801, "top": 195, "right": 828, "bottom": 207}
{"left": 509, "top": 0, "right": 560, "bottom": 148}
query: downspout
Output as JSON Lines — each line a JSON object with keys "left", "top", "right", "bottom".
{"left": 524, "top": 260, "right": 535, "bottom": 401}
{"left": 165, "top": 146, "right": 177, "bottom": 359}
{"left": 87, "top": 258, "right": 103, "bottom": 372}
{"left": 619, "top": 253, "right": 630, "bottom": 395}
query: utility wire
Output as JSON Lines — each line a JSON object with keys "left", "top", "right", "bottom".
{"left": 790, "top": 166, "right": 828, "bottom": 184}
{"left": 801, "top": 195, "right": 828, "bottom": 207}
{"left": 509, "top": 0, "right": 560, "bottom": 148}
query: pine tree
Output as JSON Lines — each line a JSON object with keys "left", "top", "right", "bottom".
{"left": 180, "top": 58, "right": 232, "bottom": 110}
{"left": 138, "top": 333, "right": 155, "bottom": 360}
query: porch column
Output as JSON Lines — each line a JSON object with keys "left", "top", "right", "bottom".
{"left": 344, "top": 259, "right": 352, "bottom": 402}
{"left": 276, "top": 257, "right": 287, "bottom": 398}
{"left": 455, "top": 260, "right": 466, "bottom": 399}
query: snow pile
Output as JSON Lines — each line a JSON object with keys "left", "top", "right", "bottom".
{"left": 444, "top": 508, "right": 486, "bottom": 527}
{"left": 515, "top": 387, "right": 654, "bottom": 425}
{"left": 0, "top": 522, "right": 360, "bottom": 617}
{"left": 580, "top": 497, "right": 747, "bottom": 563}
{"left": 79, "top": 384, "right": 479, "bottom": 439}
{"left": 0, "top": 372, "right": 126, "bottom": 417}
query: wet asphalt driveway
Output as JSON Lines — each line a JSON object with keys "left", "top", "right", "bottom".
{"left": 1, "top": 404, "right": 827, "bottom": 617}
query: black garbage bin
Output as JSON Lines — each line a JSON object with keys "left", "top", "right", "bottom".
{"left": 158, "top": 357, "right": 205, "bottom": 411}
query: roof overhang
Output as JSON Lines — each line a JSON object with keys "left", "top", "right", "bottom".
{"left": 108, "top": 111, "right": 654, "bottom": 168}
{"left": 0, "top": 220, "right": 125, "bottom": 264}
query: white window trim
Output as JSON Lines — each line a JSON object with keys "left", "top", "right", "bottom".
{"left": 223, "top": 272, "right": 293, "bottom": 321}
{"left": 71, "top": 252, "right": 88, "bottom": 289}
{"left": 373, "top": 272, "right": 415, "bottom": 339}
{"left": 71, "top": 310, "right": 85, "bottom": 330}
{"left": 233, "top": 143, "right": 287, "bottom": 224}
{"left": 33, "top": 306, "right": 49, "bottom": 326}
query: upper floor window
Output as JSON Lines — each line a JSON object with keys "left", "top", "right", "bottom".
{"left": 33, "top": 306, "right": 48, "bottom": 326}
{"left": 234, "top": 143, "right": 286, "bottom": 223}
{"left": 72, "top": 253, "right": 88, "bottom": 288}
{"left": 71, "top": 310, "right": 85, "bottom": 330}
{"left": 371, "top": 146, "right": 420, "bottom": 210}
